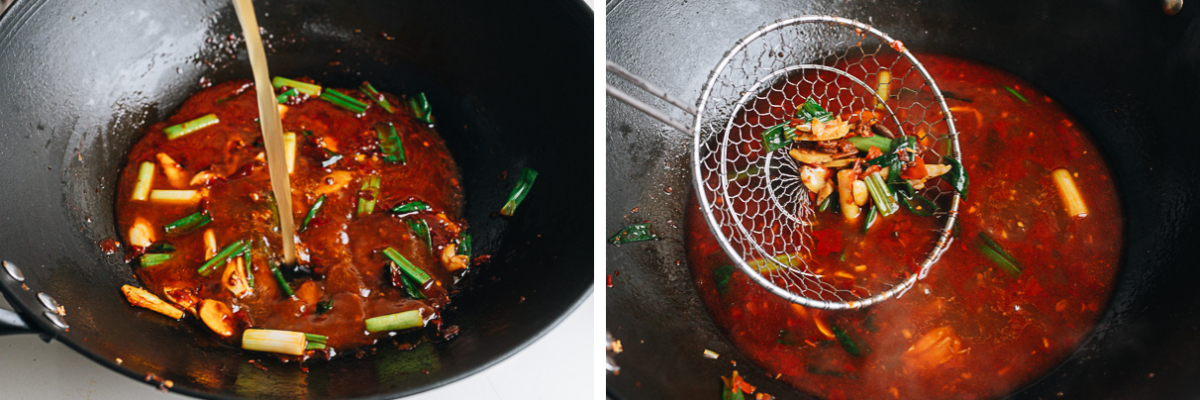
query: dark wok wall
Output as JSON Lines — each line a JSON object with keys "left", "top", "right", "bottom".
{"left": 0, "top": 0, "right": 592, "bottom": 398}
{"left": 607, "top": 0, "right": 1200, "bottom": 398}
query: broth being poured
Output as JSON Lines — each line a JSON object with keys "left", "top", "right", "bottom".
{"left": 689, "top": 54, "right": 1123, "bottom": 399}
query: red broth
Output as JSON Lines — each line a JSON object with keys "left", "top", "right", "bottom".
{"left": 687, "top": 54, "right": 1123, "bottom": 399}
{"left": 115, "top": 80, "right": 466, "bottom": 360}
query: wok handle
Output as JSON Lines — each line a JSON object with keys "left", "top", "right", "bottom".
{"left": 0, "top": 261, "right": 54, "bottom": 337}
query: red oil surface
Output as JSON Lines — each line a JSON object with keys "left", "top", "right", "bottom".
{"left": 688, "top": 54, "right": 1123, "bottom": 399}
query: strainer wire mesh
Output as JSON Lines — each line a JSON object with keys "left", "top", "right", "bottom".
{"left": 690, "top": 16, "right": 961, "bottom": 310}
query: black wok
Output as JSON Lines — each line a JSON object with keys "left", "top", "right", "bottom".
{"left": 607, "top": 0, "right": 1200, "bottom": 398}
{"left": 0, "top": 0, "right": 592, "bottom": 398}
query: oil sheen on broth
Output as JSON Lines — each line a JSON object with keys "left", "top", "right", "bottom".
{"left": 687, "top": 54, "right": 1122, "bottom": 399}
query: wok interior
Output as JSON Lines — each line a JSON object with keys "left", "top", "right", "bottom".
{"left": 0, "top": 0, "right": 591, "bottom": 398}
{"left": 606, "top": 0, "right": 1200, "bottom": 398}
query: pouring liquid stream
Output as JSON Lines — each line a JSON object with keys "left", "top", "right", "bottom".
{"left": 231, "top": 0, "right": 297, "bottom": 265}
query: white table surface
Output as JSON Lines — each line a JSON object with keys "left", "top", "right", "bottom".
{"left": 0, "top": 1, "right": 595, "bottom": 398}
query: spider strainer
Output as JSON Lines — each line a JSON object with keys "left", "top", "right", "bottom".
{"left": 607, "top": 15, "right": 962, "bottom": 310}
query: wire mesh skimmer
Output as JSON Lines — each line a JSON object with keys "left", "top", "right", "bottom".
{"left": 607, "top": 15, "right": 962, "bottom": 310}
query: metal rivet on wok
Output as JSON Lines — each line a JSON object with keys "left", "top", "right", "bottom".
{"left": 2, "top": 261, "right": 24, "bottom": 282}
{"left": 43, "top": 311, "right": 68, "bottom": 330}
{"left": 37, "top": 293, "right": 60, "bottom": 314}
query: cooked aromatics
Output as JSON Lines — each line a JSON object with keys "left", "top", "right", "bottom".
{"left": 115, "top": 79, "right": 474, "bottom": 361}
{"left": 771, "top": 98, "right": 967, "bottom": 231}
{"left": 122, "top": 285, "right": 184, "bottom": 320}
{"left": 199, "top": 299, "right": 235, "bottom": 337}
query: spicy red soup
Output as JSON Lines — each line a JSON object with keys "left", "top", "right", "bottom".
{"left": 688, "top": 54, "right": 1123, "bottom": 399}
{"left": 115, "top": 79, "right": 468, "bottom": 360}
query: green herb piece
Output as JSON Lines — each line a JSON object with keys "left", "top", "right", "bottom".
{"left": 145, "top": 241, "right": 176, "bottom": 253}
{"left": 163, "top": 114, "right": 220, "bottom": 140}
{"left": 1004, "top": 86, "right": 1030, "bottom": 104}
{"left": 846, "top": 135, "right": 894, "bottom": 153}
{"left": 383, "top": 247, "right": 432, "bottom": 285}
{"left": 608, "top": 223, "right": 657, "bottom": 245}
{"left": 864, "top": 172, "right": 899, "bottom": 217}
{"left": 271, "top": 77, "right": 321, "bottom": 96}
{"left": 392, "top": 263, "right": 427, "bottom": 300}
{"left": 138, "top": 253, "right": 172, "bottom": 268}
{"left": 713, "top": 265, "right": 735, "bottom": 295}
{"left": 727, "top": 164, "right": 762, "bottom": 182}
{"left": 409, "top": 92, "right": 433, "bottom": 124}
{"left": 360, "top": 82, "right": 395, "bottom": 113}
{"left": 357, "top": 175, "right": 381, "bottom": 216}
{"left": 863, "top": 205, "right": 878, "bottom": 233}
{"left": 817, "top": 195, "right": 834, "bottom": 212}
{"left": 304, "top": 333, "right": 328, "bottom": 344}
{"left": 978, "top": 232, "right": 1023, "bottom": 276}
{"left": 500, "top": 167, "right": 538, "bottom": 216}
{"left": 269, "top": 261, "right": 295, "bottom": 297}
{"left": 374, "top": 122, "right": 406, "bottom": 164}
{"left": 794, "top": 98, "right": 834, "bottom": 122}
{"left": 406, "top": 218, "right": 431, "bottom": 254}
{"left": 243, "top": 245, "right": 254, "bottom": 289}
{"left": 831, "top": 325, "right": 863, "bottom": 357}
{"left": 761, "top": 122, "right": 797, "bottom": 152}
{"left": 365, "top": 310, "right": 425, "bottom": 333}
{"left": 197, "top": 239, "right": 249, "bottom": 276}
{"left": 458, "top": 233, "right": 472, "bottom": 258}
{"left": 163, "top": 212, "right": 211, "bottom": 236}
{"left": 276, "top": 88, "right": 298, "bottom": 104}
{"left": 898, "top": 194, "right": 939, "bottom": 216}
{"left": 319, "top": 89, "right": 369, "bottom": 114}
{"left": 943, "top": 156, "right": 970, "bottom": 200}
{"left": 316, "top": 300, "right": 333, "bottom": 315}
{"left": 305, "top": 342, "right": 327, "bottom": 350}
{"left": 391, "top": 200, "right": 431, "bottom": 215}
{"left": 300, "top": 195, "right": 327, "bottom": 232}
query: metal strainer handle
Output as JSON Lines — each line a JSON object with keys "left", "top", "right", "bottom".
{"left": 605, "top": 60, "right": 695, "bottom": 135}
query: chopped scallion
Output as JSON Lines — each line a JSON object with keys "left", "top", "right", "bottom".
{"left": 365, "top": 309, "right": 425, "bottom": 333}
{"left": 131, "top": 162, "right": 155, "bottom": 201}
{"left": 269, "top": 261, "right": 295, "bottom": 297}
{"left": 304, "top": 333, "right": 328, "bottom": 344}
{"left": 898, "top": 194, "right": 939, "bottom": 216}
{"left": 276, "top": 88, "right": 298, "bottom": 104}
{"left": 943, "top": 156, "right": 970, "bottom": 200}
{"left": 243, "top": 245, "right": 254, "bottom": 289}
{"left": 357, "top": 175, "right": 381, "bottom": 216}
{"left": 406, "top": 218, "right": 431, "bottom": 254}
{"left": 146, "top": 241, "right": 176, "bottom": 253}
{"left": 863, "top": 205, "right": 878, "bottom": 233}
{"left": 608, "top": 223, "right": 658, "bottom": 245}
{"left": 271, "top": 77, "right": 321, "bottom": 96}
{"left": 500, "top": 167, "right": 538, "bottom": 216}
{"left": 316, "top": 300, "right": 333, "bottom": 315}
{"left": 832, "top": 325, "right": 863, "bottom": 357}
{"left": 761, "top": 122, "right": 797, "bottom": 152}
{"left": 846, "top": 135, "right": 893, "bottom": 153}
{"left": 360, "top": 82, "right": 395, "bottom": 113}
{"left": 863, "top": 173, "right": 899, "bottom": 217}
{"left": 383, "top": 247, "right": 432, "bottom": 285}
{"left": 319, "top": 89, "right": 368, "bottom": 114}
{"left": 1004, "top": 86, "right": 1030, "bottom": 104}
{"left": 978, "top": 232, "right": 1023, "bottom": 276}
{"left": 164, "top": 114, "right": 220, "bottom": 140}
{"left": 374, "top": 122, "right": 406, "bottom": 164}
{"left": 794, "top": 98, "right": 834, "bottom": 122}
{"left": 409, "top": 92, "right": 433, "bottom": 124}
{"left": 197, "top": 239, "right": 248, "bottom": 277}
{"left": 242, "top": 328, "right": 307, "bottom": 356}
{"left": 138, "top": 253, "right": 172, "bottom": 268}
{"left": 392, "top": 262, "right": 427, "bottom": 300}
{"left": 163, "top": 212, "right": 211, "bottom": 236}
{"left": 458, "top": 233, "right": 472, "bottom": 258}
{"left": 300, "top": 195, "right": 326, "bottom": 232}
{"left": 391, "top": 200, "right": 431, "bottom": 215}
